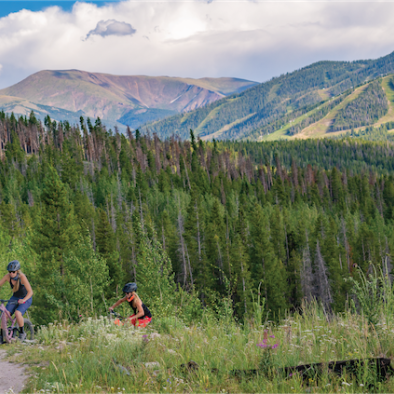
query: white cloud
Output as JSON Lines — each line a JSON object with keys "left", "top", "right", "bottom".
{"left": 0, "top": 1, "right": 393, "bottom": 88}
{"left": 0, "top": 64, "right": 3, "bottom": 75}
{"left": 84, "top": 19, "right": 136, "bottom": 40}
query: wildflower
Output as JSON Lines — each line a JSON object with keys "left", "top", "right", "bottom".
{"left": 272, "top": 343, "right": 279, "bottom": 349}
{"left": 359, "top": 384, "right": 364, "bottom": 387}
{"left": 256, "top": 342, "right": 269, "bottom": 348}
{"left": 269, "top": 335, "right": 275, "bottom": 338}
{"left": 342, "top": 382, "right": 351, "bottom": 386}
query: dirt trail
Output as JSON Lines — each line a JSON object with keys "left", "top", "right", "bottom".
{"left": 0, "top": 349, "right": 28, "bottom": 394}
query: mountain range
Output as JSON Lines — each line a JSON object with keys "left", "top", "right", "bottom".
{"left": 0, "top": 70, "right": 257, "bottom": 130}
{"left": 2, "top": 51, "right": 394, "bottom": 141}
{"left": 140, "top": 51, "right": 394, "bottom": 141}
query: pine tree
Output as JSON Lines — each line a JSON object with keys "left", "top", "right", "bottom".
{"left": 205, "top": 199, "right": 227, "bottom": 294}
{"left": 249, "top": 203, "right": 287, "bottom": 318}
{"left": 0, "top": 201, "right": 20, "bottom": 239}
{"left": 231, "top": 206, "right": 252, "bottom": 317}
{"left": 314, "top": 240, "right": 333, "bottom": 311}
{"left": 32, "top": 166, "right": 83, "bottom": 323}
{"left": 132, "top": 210, "right": 176, "bottom": 316}
{"left": 33, "top": 166, "right": 80, "bottom": 273}
{"left": 301, "top": 241, "right": 314, "bottom": 303}
{"left": 95, "top": 208, "right": 123, "bottom": 292}
{"left": 184, "top": 188, "right": 208, "bottom": 294}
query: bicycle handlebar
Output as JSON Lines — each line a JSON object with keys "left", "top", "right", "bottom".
{"left": 109, "top": 310, "right": 124, "bottom": 319}
{"left": 0, "top": 299, "right": 19, "bottom": 304}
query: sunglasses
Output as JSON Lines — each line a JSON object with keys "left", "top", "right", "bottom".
{"left": 9, "top": 271, "right": 17, "bottom": 274}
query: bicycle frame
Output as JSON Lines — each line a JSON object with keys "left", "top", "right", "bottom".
{"left": 0, "top": 299, "right": 19, "bottom": 343}
{"left": 0, "top": 300, "right": 18, "bottom": 327}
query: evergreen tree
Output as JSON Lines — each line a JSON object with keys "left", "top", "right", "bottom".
{"left": 249, "top": 203, "right": 287, "bottom": 318}
{"left": 95, "top": 208, "right": 123, "bottom": 292}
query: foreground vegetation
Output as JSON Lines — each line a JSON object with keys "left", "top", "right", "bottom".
{"left": 2, "top": 298, "right": 394, "bottom": 393}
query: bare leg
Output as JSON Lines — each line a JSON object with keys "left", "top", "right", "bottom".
{"left": 15, "top": 310, "right": 24, "bottom": 328}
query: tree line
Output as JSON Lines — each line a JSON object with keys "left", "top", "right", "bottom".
{"left": 1, "top": 110, "right": 394, "bottom": 324}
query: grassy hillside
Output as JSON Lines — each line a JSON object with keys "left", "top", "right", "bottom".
{"left": 0, "top": 71, "right": 257, "bottom": 130}
{"left": 257, "top": 75, "right": 394, "bottom": 142}
{"left": 4, "top": 301, "right": 394, "bottom": 393}
{"left": 141, "top": 51, "right": 394, "bottom": 140}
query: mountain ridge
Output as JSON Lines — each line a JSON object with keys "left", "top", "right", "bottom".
{"left": 0, "top": 70, "right": 257, "bottom": 129}
{"left": 140, "top": 51, "right": 394, "bottom": 140}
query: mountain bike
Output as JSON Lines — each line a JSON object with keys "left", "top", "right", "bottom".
{"left": 109, "top": 310, "right": 124, "bottom": 326}
{"left": 0, "top": 299, "right": 34, "bottom": 343}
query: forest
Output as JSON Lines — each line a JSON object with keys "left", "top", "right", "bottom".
{"left": 1, "top": 110, "right": 394, "bottom": 326}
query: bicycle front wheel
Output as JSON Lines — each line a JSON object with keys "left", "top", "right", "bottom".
{"left": 0, "top": 311, "right": 11, "bottom": 344}
{"left": 23, "top": 319, "right": 34, "bottom": 340}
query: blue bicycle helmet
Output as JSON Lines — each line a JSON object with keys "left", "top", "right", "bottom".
{"left": 122, "top": 282, "right": 137, "bottom": 293}
{"left": 7, "top": 260, "right": 21, "bottom": 272}
{"left": 7, "top": 260, "right": 21, "bottom": 281}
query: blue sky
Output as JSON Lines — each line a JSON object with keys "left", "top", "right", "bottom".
{"left": 0, "top": 1, "right": 394, "bottom": 89}
{"left": 0, "top": 1, "right": 122, "bottom": 18}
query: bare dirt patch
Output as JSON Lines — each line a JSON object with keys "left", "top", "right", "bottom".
{"left": 0, "top": 349, "right": 28, "bottom": 394}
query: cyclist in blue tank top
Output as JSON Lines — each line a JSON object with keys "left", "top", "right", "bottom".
{"left": 0, "top": 260, "right": 33, "bottom": 340}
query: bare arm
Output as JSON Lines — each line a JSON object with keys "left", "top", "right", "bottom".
{"left": 133, "top": 299, "right": 145, "bottom": 319}
{"left": 0, "top": 274, "right": 9, "bottom": 287}
{"left": 20, "top": 274, "right": 33, "bottom": 303}
{"left": 109, "top": 296, "right": 127, "bottom": 311}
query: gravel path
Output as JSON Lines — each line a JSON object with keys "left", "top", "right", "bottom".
{"left": 0, "top": 349, "right": 28, "bottom": 394}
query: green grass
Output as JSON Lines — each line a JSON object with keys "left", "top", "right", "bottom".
{"left": 3, "top": 301, "right": 394, "bottom": 393}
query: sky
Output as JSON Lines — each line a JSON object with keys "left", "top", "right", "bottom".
{"left": 0, "top": 0, "right": 394, "bottom": 89}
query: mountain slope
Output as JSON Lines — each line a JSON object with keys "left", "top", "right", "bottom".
{"left": 257, "top": 74, "right": 394, "bottom": 141}
{"left": 141, "top": 51, "right": 394, "bottom": 140}
{"left": 0, "top": 70, "right": 257, "bottom": 129}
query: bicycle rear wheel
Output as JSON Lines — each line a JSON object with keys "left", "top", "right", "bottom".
{"left": 0, "top": 311, "right": 11, "bottom": 344}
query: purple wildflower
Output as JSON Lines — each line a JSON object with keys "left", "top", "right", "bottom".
{"left": 269, "top": 335, "right": 275, "bottom": 338}
{"left": 272, "top": 343, "right": 279, "bottom": 349}
{"left": 142, "top": 335, "right": 149, "bottom": 343}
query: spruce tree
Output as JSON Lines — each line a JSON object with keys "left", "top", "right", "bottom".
{"left": 250, "top": 203, "right": 287, "bottom": 318}
{"left": 33, "top": 166, "right": 79, "bottom": 273}
{"left": 95, "top": 208, "right": 123, "bottom": 292}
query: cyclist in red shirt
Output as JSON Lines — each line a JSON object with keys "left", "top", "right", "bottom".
{"left": 109, "top": 283, "right": 152, "bottom": 327}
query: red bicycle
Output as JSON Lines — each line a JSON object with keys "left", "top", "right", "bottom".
{"left": 0, "top": 299, "right": 34, "bottom": 343}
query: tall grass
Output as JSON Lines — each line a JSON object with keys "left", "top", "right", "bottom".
{"left": 0, "top": 301, "right": 390, "bottom": 393}
{"left": 3, "top": 271, "right": 394, "bottom": 393}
